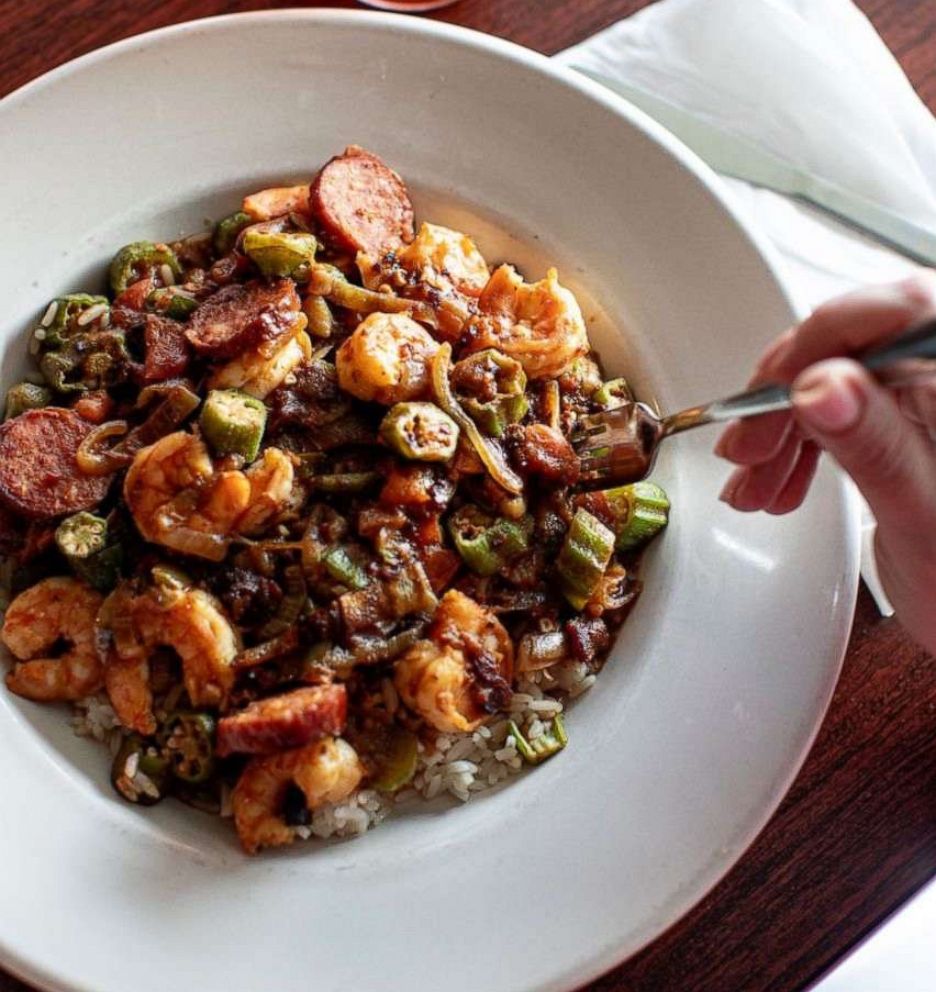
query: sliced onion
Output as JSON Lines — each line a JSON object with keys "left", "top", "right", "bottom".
{"left": 234, "top": 626, "right": 301, "bottom": 670}
{"left": 256, "top": 565, "right": 306, "bottom": 640}
{"left": 163, "top": 524, "right": 229, "bottom": 562}
{"left": 121, "top": 384, "right": 200, "bottom": 453}
{"left": 76, "top": 420, "right": 131, "bottom": 476}
{"left": 516, "top": 630, "right": 567, "bottom": 673}
{"left": 431, "top": 343, "right": 523, "bottom": 495}
{"left": 134, "top": 378, "right": 197, "bottom": 409}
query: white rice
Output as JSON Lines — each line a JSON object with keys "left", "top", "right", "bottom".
{"left": 69, "top": 657, "right": 596, "bottom": 844}
{"left": 77, "top": 302, "right": 108, "bottom": 327}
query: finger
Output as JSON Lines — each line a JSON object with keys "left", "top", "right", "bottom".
{"left": 792, "top": 358, "right": 936, "bottom": 535}
{"left": 898, "top": 380, "right": 936, "bottom": 438}
{"left": 765, "top": 441, "right": 821, "bottom": 515}
{"left": 718, "top": 430, "right": 803, "bottom": 512}
{"left": 714, "top": 412, "right": 793, "bottom": 465}
{"left": 714, "top": 327, "right": 797, "bottom": 464}
{"left": 773, "top": 274, "right": 936, "bottom": 381}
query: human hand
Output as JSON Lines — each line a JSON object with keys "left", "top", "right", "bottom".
{"left": 715, "top": 274, "right": 936, "bottom": 655}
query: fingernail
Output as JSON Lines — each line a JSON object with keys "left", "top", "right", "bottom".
{"left": 792, "top": 361, "right": 863, "bottom": 434}
{"left": 719, "top": 467, "right": 748, "bottom": 504}
{"left": 713, "top": 423, "right": 739, "bottom": 459}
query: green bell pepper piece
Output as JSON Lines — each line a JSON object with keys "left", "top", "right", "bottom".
{"left": 242, "top": 229, "right": 317, "bottom": 280}
{"left": 212, "top": 210, "right": 252, "bottom": 256}
{"left": 448, "top": 505, "right": 532, "bottom": 577}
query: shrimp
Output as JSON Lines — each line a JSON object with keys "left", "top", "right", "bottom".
{"left": 124, "top": 432, "right": 294, "bottom": 561}
{"left": 232, "top": 737, "right": 364, "bottom": 854}
{"left": 464, "top": 264, "right": 588, "bottom": 380}
{"left": 335, "top": 311, "right": 439, "bottom": 405}
{"left": 101, "top": 584, "right": 241, "bottom": 734}
{"left": 208, "top": 321, "right": 312, "bottom": 399}
{"left": 394, "top": 590, "right": 514, "bottom": 734}
{"left": 1, "top": 577, "right": 104, "bottom": 701}
{"left": 359, "top": 222, "right": 490, "bottom": 341}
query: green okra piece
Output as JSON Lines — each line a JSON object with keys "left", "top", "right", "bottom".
{"left": 54, "top": 512, "right": 122, "bottom": 591}
{"left": 603, "top": 481, "right": 670, "bottom": 551}
{"left": 379, "top": 402, "right": 459, "bottom": 462}
{"left": 109, "top": 241, "right": 182, "bottom": 295}
{"left": 199, "top": 388, "right": 267, "bottom": 462}
{"left": 557, "top": 508, "right": 615, "bottom": 610}
{"left": 4, "top": 382, "right": 52, "bottom": 420}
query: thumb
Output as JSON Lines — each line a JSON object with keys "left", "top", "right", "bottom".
{"left": 791, "top": 358, "right": 936, "bottom": 535}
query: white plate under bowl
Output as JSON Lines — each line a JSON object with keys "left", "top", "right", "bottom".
{"left": 0, "top": 12, "right": 859, "bottom": 992}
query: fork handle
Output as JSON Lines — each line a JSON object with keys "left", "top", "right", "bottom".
{"left": 662, "top": 316, "right": 936, "bottom": 437}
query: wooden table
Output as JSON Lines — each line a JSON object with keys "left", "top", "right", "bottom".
{"left": 1, "top": 1, "right": 934, "bottom": 989}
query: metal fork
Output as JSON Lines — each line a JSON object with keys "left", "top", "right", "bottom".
{"left": 571, "top": 317, "right": 936, "bottom": 488}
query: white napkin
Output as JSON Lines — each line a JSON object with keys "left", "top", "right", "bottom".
{"left": 556, "top": 0, "right": 936, "bottom": 616}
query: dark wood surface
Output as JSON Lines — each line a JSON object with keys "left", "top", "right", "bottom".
{"left": 2, "top": 2, "right": 935, "bottom": 990}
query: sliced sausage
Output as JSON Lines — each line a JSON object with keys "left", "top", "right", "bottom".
{"left": 144, "top": 314, "right": 190, "bottom": 382}
{"left": 185, "top": 278, "right": 300, "bottom": 358}
{"left": 508, "top": 423, "right": 581, "bottom": 485}
{"left": 0, "top": 408, "right": 113, "bottom": 519}
{"left": 311, "top": 146, "right": 415, "bottom": 255}
{"left": 216, "top": 684, "right": 347, "bottom": 757}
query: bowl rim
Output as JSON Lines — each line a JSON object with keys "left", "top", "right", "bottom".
{"left": 0, "top": 10, "right": 860, "bottom": 992}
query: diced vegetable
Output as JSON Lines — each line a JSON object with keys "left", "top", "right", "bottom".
{"left": 54, "top": 512, "right": 122, "bottom": 591}
{"left": 557, "top": 508, "right": 615, "bottom": 610}
{"left": 111, "top": 735, "right": 171, "bottom": 805}
{"left": 592, "top": 377, "right": 634, "bottom": 410}
{"left": 255, "top": 564, "right": 306, "bottom": 640}
{"left": 508, "top": 715, "right": 568, "bottom": 764}
{"left": 302, "top": 294, "right": 335, "bottom": 338}
{"left": 431, "top": 344, "right": 523, "bottom": 495}
{"left": 146, "top": 287, "right": 199, "bottom": 320}
{"left": 109, "top": 241, "right": 182, "bottom": 295}
{"left": 448, "top": 506, "right": 532, "bottom": 577}
{"left": 38, "top": 294, "right": 110, "bottom": 350}
{"left": 199, "top": 388, "right": 267, "bottom": 462}
{"left": 242, "top": 185, "right": 311, "bottom": 222}
{"left": 451, "top": 348, "right": 528, "bottom": 437}
{"left": 40, "top": 330, "right": 132, "bottom": 394}
{"left": 379, "top": 402, "right": 459, "bottom": 462}
{"left": 365, "top": 725, "right": 419, "bottom": 792}
{"left": 213, "top": 210, "right": 252, "bottom": 256}
{"left": 603, "top": 481, "right": 670, "bottom": 551}
{"left": 307, "top": 471, "right": 381, "bottom": 495}
{"left": 4, "top": 382, "right": 51, "bottom": 420}
{"left": 242, "top": 229, "right": 318, "bottom": 281}
{"left": 516, "top": 630, "right": 567, "bottom": 672}
{"left": 323, "top": 547, "right": 369, "bottom": 591}
{"left": 158, "top": 712, "right": 217, "bottom": 784}
{"left": 309, "top": 262, "right": 434, "bottom": 323}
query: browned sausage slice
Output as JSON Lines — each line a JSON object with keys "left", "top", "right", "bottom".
{"left": 0, "top": 408, "right": 113, "bottom": 519}
{"left": 185, "top": 279, "right": 300, "bottom": 358}
{"left": 311, "top": 146, "right": 415, "bottom": 255}
{"left": 216, "top": 684, "right": 347, "bottom": 757}
{"left": 144, "top": 314, "right": 190, "bottom": 382}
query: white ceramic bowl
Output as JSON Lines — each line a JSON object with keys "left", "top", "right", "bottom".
{"left": 0, "top": 12, "right": 859, "bottom": 992}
